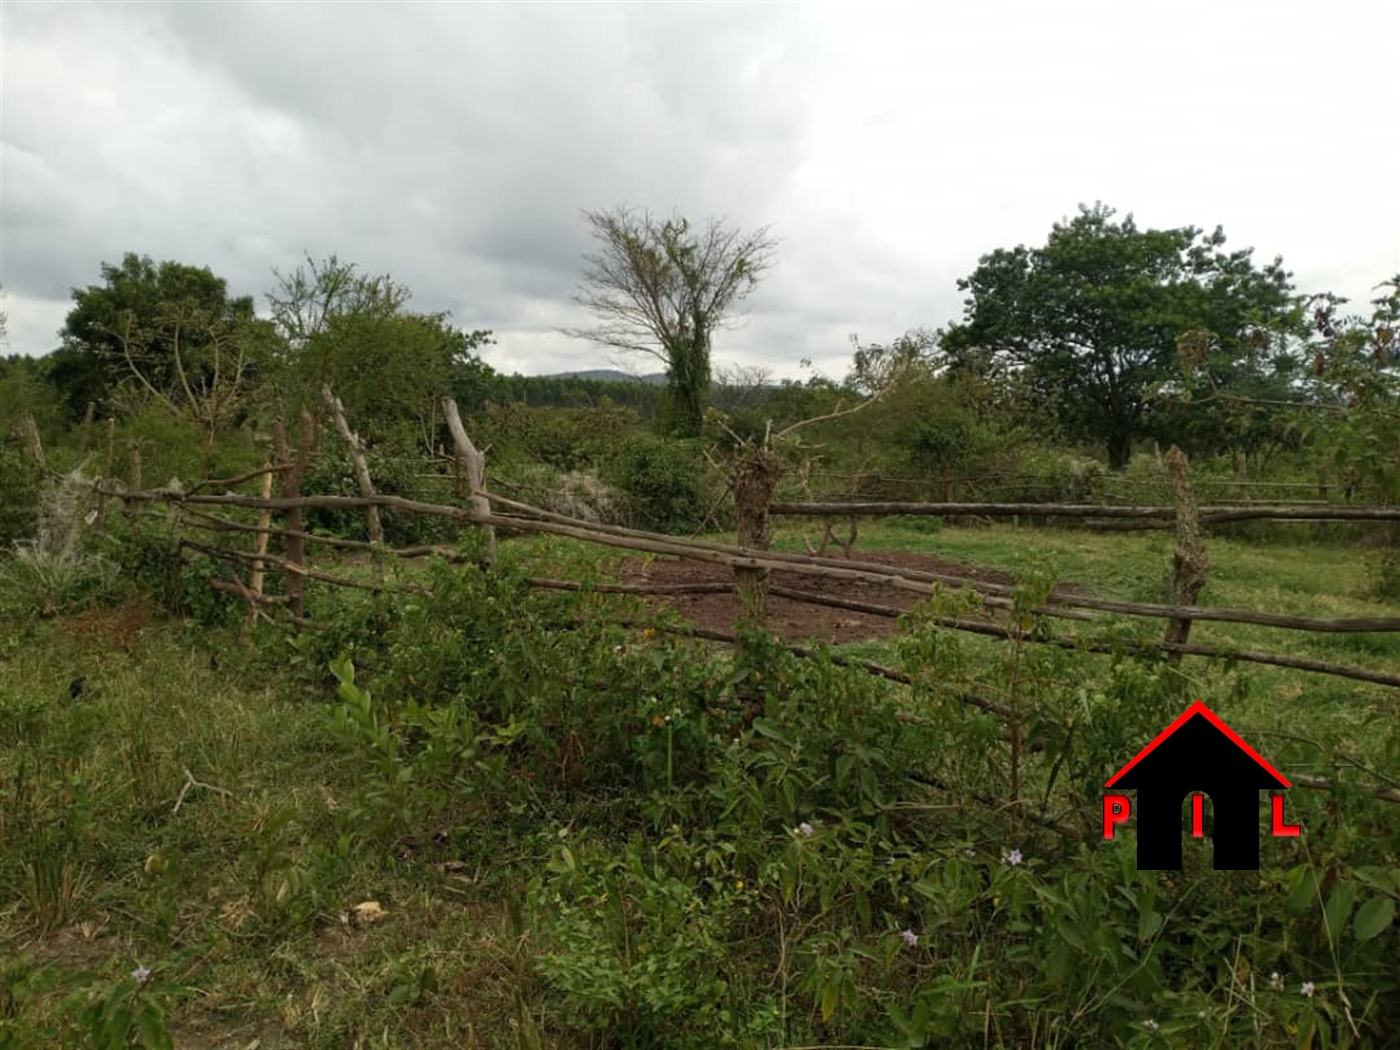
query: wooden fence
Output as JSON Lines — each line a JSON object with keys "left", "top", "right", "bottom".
{"left": 88, "top": 395, "right": 1400, "bottom": 809}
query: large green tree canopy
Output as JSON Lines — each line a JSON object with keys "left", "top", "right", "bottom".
{"left": 942, "top": 204, "right": 1294, "bottom": 468}
{"left": 267, "top": 254, "right": 493, "bottom": 443}
{"left": 55, "top": 252, "right": 264, "bottom": 422}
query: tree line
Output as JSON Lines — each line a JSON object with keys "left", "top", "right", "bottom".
{"left": 3, "top": 203, "right": 1396, "bottom": 492}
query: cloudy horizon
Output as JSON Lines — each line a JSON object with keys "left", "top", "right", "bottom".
{"left": 3, "top": 0, "right": 1397, "bottom": 381}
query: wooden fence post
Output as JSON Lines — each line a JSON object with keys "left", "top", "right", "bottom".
{"left": 441, "top": 397, "right": 496, "bottom": 562}
{"left": 323, "top": 385, "right": 385, "bottom": 546}
{"left": 273, "top": 413, "right": 315, "bottom": 622}
{"left": 125, "top": 441, "right": 142, "bottom": 520}
{"left": 1162, "top": 446, "right": 1209, "bottom": 661}
{"left": 1316, "top": 462, "right": 1331, "bottom": 540}
{"left": 15, "top": 414, "right": 44, "bottom": 466}
{"left": 245, "top": 464, "right": 275, "bottom": 638}
{"left": 94, "top": 418, "right": 116, "bottom": 531}
{"left": 728, "top": 445, "right": 785, "bottom": 621}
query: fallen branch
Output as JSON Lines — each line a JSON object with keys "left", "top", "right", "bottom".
{"left": 528, "top": 578, "right": 735, "bottom": 596}
{"left": 180, "top": 539, "right": 427, "bottom": 596}
{"left": 172, "top": 767, "right": 234, "bottom": 814}
{"left": 186, "top": 461, "right": 293, "bottom": 496}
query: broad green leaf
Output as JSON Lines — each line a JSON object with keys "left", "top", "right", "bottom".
{"left": 1323, "top": 882, "right": 1358, "bottom": 940}
{"left": 1353, "top": 896, "right": 1396, "bottom": 942}
{"left": 1287, "top": 868, "right": 1319, "bottom": 916}
{"left": 1138, "top": 909, "right": 1163, "bottom": 941}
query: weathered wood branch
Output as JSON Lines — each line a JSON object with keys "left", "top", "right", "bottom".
{"left": 528, "top": 578, "right": 735, "bottom": 596}
{"left": 187, "top": 461, "right": 294, "bottom": 496}
{"left": 769, "top": 501, "right": 1400, "bottom": 522}
{"left": 271, "top": 412, "right": 315, "bottom": 619}
{"left": 181, "top": 539, "right": 426, "bottom": 596}
{"left": 323, "top": 385, "right": 384, "bottom": 545}
{"left": 441, "top": 397, "right": 496, "bottom": 561}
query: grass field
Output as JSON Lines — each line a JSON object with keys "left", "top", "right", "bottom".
{"left": 2, "top": 521, "right": 1397, "bottom": 1048}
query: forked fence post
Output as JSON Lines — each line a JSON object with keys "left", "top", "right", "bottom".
{"left": 323, "top": 386, "right": 385, "bottom": 546}
{"left": 441, "top": 397, "right": 496, "bottom": 562}
{"left": 1162, "top": 446, "right": 1209, "bottom": 661}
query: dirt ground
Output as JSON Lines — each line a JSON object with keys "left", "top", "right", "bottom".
{"left": 615, "top": 550, "right": 1079, "bottom": 645}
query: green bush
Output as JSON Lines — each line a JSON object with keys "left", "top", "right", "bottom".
{"left": 477, "top": 402, "right": 644, "bottom": 472}
{"left": 301, "top": 442, "right": 457, "bottom": 547}
{"left": 0, "top": 468, "right": 124, "bottom": 617}
{"left": 297, "top": 549, "right": 1400, "bottom": 1048}
{"left": 602, "top": 435, "right": 710, "bottom": 534}
{"left": 109, "top": 408, "right": 263, "bottom": 490}
{"left": 103, "top": 517, "right": 243, "bottom": 626}
{"left": 0, "top": 444, "right": 42, "bottom": 551}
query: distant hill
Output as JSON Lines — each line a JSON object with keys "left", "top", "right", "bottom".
{"left": 542, "top": 369, "right": 669, "bottom": 385}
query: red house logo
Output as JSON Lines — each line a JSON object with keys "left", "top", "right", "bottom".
{"left": 1103, "top": 701, "right": 1301, "bottom": 870}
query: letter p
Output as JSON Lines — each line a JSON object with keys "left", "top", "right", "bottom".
{"left": 1103, "top": 794, "right": 1131, "bottom": 839}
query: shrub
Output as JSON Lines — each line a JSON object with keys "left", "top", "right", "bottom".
{"left": 602, "top": 435, "right": 710, "bottom": 534}
{"left": 478, "top": 402, "right": 644, "bottom": 472}
{"left": 0, "top": 444, "right": 42, "bottom": 552}
{"left": 0, "top": 469, "right": 123, "bottom": 617}
{"left": 301, "top": 441, "right": 457, "bottom": 546}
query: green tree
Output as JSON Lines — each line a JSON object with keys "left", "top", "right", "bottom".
{"left": 1290, "top": 279, "right": 1400, "bottom": 501}
{"left": 0, "top": 355, "right": 66, "bottom": 450}
{"left": 268, "top": 255, "right": 491, "bottom": 442}
{"left": 59, "top": 253, "right": 262, "bottom": 415}
{"left": 567, "top": 207, "right": 776, "bottom": 438}
{"left": 942, "top": 204, "right": 1294, "bottom": 468}
{"left": 56, "top": 254, "right": 274, "bottom": 465}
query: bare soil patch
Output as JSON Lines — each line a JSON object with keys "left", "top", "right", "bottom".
{"left": 616, "top": 549, "right": 1083, "bottom": 645}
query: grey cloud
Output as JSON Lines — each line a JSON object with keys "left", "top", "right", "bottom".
{"left": 2, "top": 0, "right": 1396, "bottom": 380}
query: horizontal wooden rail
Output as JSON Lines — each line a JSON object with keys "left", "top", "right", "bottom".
{"left": 120, "top": 488, "right": 1400, "bottom": 633}
{"left": 770, "top": 501, "right": 1400, "bottom": 523}
{"left": 104, "top": 485, "right": 1400, "bottom": 686}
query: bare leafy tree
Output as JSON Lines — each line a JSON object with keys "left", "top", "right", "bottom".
{"left": 106, "top": 299, "right": 272, "bottom": 468}
{"left": 567, "top": 207, "right": 777, "bottom": 437}
{"left": 714, "top": 363, "right": 774, "bottom": 411}
{"left": 267, "top": 253, "right": 411, "bottom": 355}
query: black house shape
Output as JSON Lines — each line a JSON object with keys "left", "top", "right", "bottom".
{"left": 1105, "top": 701, "right": 1290, "bottom": 870}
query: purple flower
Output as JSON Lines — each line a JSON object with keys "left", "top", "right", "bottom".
{"left": 131, "top": 966, "right": 152, "bottom": 985}
{"left": 1004, "top": 848, "right": 1024, "bottom": 867}
{"left": 900, "top": 928, "right": 919, "bottom": 948}
{"left": 1301, "top": 980, "right": 1316, "bottom": 998}
{"left": 798, "top": 822, "right": 814, "bottom": 837}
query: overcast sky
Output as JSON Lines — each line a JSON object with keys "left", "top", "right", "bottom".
{"left": 3, "top": 0, "right": 1397, "bottom": 380}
